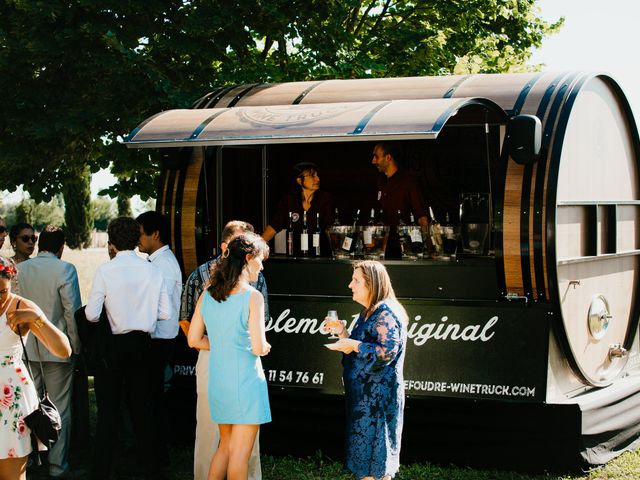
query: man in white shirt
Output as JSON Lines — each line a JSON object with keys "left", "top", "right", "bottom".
{"left": 136, "top": 210, "right": 182, "bottom": 470}
{"left": 18, "top": 225, "right": 82, "bottom": 479}
{"left": 85, "top": 217, "right": 171, "bottom": 480}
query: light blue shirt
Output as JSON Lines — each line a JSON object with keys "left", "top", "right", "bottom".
{"left": 148, "top": 245, "right": 182, "bottom": 339}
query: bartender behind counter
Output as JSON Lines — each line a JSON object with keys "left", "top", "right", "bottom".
{"left": 262, "top": 162, "right": 334, "bottom": 255}
{"left": 372, "top": 142, "right": 429, "bottom": 257}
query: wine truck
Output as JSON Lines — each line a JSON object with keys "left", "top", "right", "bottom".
{"left": 125, "top": 72, "right": 640, "bottom": 469}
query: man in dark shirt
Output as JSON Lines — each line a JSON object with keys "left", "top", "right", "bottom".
{"left": 373, "top": 142, "right": 429, "bottom": 227}
{"left": 373, "top": 142, "right": 429, "bottom": 257}
{"left": 262, "top": 162, "right": 334, "bottom": 255}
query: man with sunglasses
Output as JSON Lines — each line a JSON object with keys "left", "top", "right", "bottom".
{"left": 18, "top": 225, "right": 82, "bottom": 479}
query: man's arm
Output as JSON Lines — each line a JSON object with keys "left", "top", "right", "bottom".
{"left": 157, "top": 278, "right": 171, "bottom": 321}
{"left": 85, "top": 269, "right": 106, "bottom": 322}
{"left": 179, "top": 268, "right": 203, "bottom": 322}
{"left": 256, "top": 272, "right": 269, "bottom": 324}
{"left": 59, "top": 264, "right": 83, "bottom": 353}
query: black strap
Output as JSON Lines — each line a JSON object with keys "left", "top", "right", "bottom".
{"left": 16, "top": 299, "right": 48, "bottom": 398}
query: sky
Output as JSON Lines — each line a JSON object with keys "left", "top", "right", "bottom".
{"left": 2, "top": 0, "right": 639, "bottom": 206}
{"left": 530, "top": 0, "right": 639, "bottom": 120}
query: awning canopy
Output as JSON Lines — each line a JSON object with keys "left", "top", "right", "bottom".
{"left": 125, "top": 97, "right": 505, "bottom": 148}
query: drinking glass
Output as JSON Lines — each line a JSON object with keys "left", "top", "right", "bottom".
{"left": 326, "top": 310, "right": 341, "bottom": 339}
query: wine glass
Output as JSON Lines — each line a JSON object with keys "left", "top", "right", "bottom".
{"left": 326, "top": 310, "right": 341, "bottom": 339}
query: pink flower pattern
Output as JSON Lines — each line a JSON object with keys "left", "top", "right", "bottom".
{"left": 1, "top": 383, "right": 13, "bottom": 409}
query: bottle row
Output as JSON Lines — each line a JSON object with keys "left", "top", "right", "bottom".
{"left": 282, "top": 206, "right": 489, "bottom": 260}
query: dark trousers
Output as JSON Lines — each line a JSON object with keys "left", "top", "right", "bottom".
{"left": 150, "top": 337, "right": 176, "bottom": 466}
{"left": 92, "top": 331, "right": 157, "bottom": 480}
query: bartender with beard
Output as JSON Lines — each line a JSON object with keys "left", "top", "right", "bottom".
{"left": 262, "top": 162, "right": 334, "bottom": 255}
{"left": 372, "top": 142, "right": 429, "bottom": 257}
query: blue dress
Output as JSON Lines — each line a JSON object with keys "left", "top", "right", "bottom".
{"left": 202, "top": 289, "right": 271, "bottom": 425}
{"left": 343, "top": 302, "right": 407, "bottom": 479}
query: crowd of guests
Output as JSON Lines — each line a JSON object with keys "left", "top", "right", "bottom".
{"left": 0, "top": 213, "right": 408, "bottom": 480}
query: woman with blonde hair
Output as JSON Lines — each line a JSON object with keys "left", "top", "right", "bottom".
{"left": 0, "top": 255, "right": 72, "bottom": 479}
{"left": 324, "top": 260, "right": 408, "bottom": 480}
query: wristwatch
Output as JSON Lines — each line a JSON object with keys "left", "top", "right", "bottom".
{"left": 33, "top": 317, "right": 45, "bottom": 329}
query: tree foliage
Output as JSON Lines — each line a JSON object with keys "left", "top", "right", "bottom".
{"left": 0, "top": 0, "right": 562, "bottom": 234}
{"left": 91, "top": 196, "right": 117, "bottom": 231}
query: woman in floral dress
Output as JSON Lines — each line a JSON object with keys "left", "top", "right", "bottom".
{"left": 324, "top": 260, "right": 408, "bottom": 480}
{"left": 0, "top": 256, "right": 71, "bottom": 480}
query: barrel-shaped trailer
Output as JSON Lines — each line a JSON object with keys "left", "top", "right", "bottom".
{"left": 127, "top": 72, "right": 640, "bottom": 469}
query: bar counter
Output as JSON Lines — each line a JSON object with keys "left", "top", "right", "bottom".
{"left": 264, "top": 254, "right": 498, "bottom": 300}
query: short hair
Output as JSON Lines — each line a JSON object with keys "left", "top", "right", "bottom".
{"left": 107, "top": 217, "right": 140, "bottom": 251}
{"left": 354, "top": 260, "right": 408, "bottom": 323}
{"left": 38, "top": 225, "right": 65, "bottom": 253}
{"left": 376, "top": 141, "right": 402, "bottom": 162}
{"left": 0, "top": 255, "right": 18, "bottom": 280}
{"left": 136, "top": 211, "right": 171, "bottom": 246}
{"left": 293, "top": 162, "right": 319, "bottom": 178}
{"left": 9, "top": 222, "right": 34, "bottom": 242}
{"left": 221, "top": 220, "right": 254, "bottom": 244}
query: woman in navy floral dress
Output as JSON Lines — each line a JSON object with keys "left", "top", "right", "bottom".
{"left": 324, "top": 260, "right": 408, "bottom": 480}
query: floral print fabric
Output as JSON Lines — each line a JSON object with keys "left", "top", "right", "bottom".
{"left": 343, "top": 302, "right": 407, "bottom": 479}
{"left": 0, "top": 311, "right": 40, "bottom": 459}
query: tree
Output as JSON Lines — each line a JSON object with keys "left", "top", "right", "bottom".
{"left": 91, "top": 196, "right": 117, "bottom": 231}
{"left": 0, "top": 0, "right": 562, "bottom": 227}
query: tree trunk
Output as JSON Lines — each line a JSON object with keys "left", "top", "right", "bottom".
{"left": 63, "top": 165, "right": 93, "bottom": 249}
{"left": 117, "top": 191, "right": 132, "bottom": 217}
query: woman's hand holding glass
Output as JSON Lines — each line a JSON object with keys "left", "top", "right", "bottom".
{"left": 323, "top": 310, "right": 347, "bottom": 339}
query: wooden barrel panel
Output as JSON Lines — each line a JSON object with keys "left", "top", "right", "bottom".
{"left": 548, "top": 75, "right": 640, "bottom": 386}
{"left": 157, "top": 148, "right": 206, "bottom": 279}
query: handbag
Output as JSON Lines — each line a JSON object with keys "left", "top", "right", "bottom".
{"left": 15, "top": 300, "right": 62, "bottom": 459}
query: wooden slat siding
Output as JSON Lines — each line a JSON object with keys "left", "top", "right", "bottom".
{"left": 503, "top": 160, "right": 525, "bottom": 294}
{"left": 539, "top": 76, "right": 578, "bottom": 300}
{"left": 180, "top": 148, "right": 204, "bottom": 277}
{"left": 160, "top": 170, "right": 171, "bottom": 218}
{"left": 529, "top": 164, "right": 538, "bottom": 298}
{"left": 170, "top": 170, "right": 180, "bottom": 262}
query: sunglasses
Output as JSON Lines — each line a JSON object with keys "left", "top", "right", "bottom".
{"left": 0, "top": 226, "right": 6, "bottom": 233}
{"left": 19, "top": 234, "right": 38, "bottom": 243}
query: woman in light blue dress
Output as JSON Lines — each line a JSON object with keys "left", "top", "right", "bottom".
{"left": 188, "top": 233, "right": 271, "bottom": 480}
{"left": 323, "top": 260, "right": 408, "bottom": 480}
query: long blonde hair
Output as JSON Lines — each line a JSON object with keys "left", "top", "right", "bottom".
{"left": 354, "top": 260, "right": 407, "bottom": 323}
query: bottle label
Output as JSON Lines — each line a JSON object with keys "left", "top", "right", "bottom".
{"left": 444, "top": 226, "right": 455, "bottom": 239}
{"left": 300, "top": 234, "right": 309, "bottom": 251}
{"left": 410, "top": 228, "right": 423, "bottom": 243}
{"left": 342, "top": 236, "right": 353, "bottom": 251}
{"left": 363, "top": 229, "right": 373, "bottom": 245}
{"left": 312, "top": 233, "right": 320, "bottom": 247}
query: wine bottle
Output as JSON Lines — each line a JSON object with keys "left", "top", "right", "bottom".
{"left": 363, "top": 208, "right": 375, "bottom": 247}
{"left": 300, "top": 210, "right": 309, "bottom": 256}
{"left": 333, "top": 208, "right": 341, "bottom": 226}
{"left": 376, "top": 209, "right": 385, "bottom": 227}
{"left": 409, "top": 212, "right": 424, "bottom": 256}
{"left": 312, "top": 212, "right": 321, "bottom": 257}
{"left": 341, "top": 209, "right": 360, "bottom": 255}
{"left": 397, "top": 210, "right": 408, "bottom": 257}
{"left": 286, "top": 211, "right": 294, "bottom": 257}
{"left": 443, "top": 212, "right": 457, "bottom": 257}
{"left": 429, "top": 206, "right": 443, "bottom": 256}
